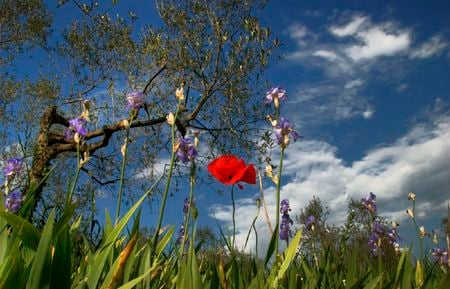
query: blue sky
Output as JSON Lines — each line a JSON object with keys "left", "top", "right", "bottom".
{"left": 209, "top": 0, "right": 450, "bottom": 253}
{"left": 3, "top": 1, "right": 450, "bottom": 255}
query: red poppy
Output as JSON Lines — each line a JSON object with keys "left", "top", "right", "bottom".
{"left": 207, "top": 155, "right": 256, "bottom": 188}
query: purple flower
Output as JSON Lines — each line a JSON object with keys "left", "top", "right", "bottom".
{"left": 176, "top": 137, "right": 198, "bottom": 163}
{"left": 183, "top": 197, "right": 195, "bottom": 214}
{"left": 279, "top": 199, "right": 293, "bottom": 241}
{"left": 3, "top": 158, "right": 22, "bottom": 178}
{"left": 65, "top": 117, "right": 88, "bottom": 141}
{"left": 266, "top": 86, "right": 286, "bottom": 108}
{"left": 280, "top": 199, "right": 291, "bottom": 214}
{"left": 275, "top": 117, "right": 301, "bottom": 148}
{"left": 5, "top": 191, "right": 23, "bottom": 213}
{"left": 127, "top": 91, "right": 145, "bottom": 110}
{"left": 306, "top": 215, "right": 316, "bottom": 231}
{"left": 361, "top": 192, "right": 377, "bottom": 214}
{"left": 176, "top": 225, "right": 186, "bottom": 245}
{"left": 368, "top": 222, "right": 385, "bottom": 256}
{"left": 431, "top": 247, "right": 448, "bottom": 265}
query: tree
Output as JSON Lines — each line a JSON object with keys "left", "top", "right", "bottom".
{"left": 0, "top": 0, "right": 279, "bottom": 220}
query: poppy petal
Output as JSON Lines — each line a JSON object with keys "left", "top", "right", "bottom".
{"left": 208, "top": 155, "right": 246, "bottom": 185}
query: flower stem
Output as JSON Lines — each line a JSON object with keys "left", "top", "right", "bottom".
{"left": 179, "top": 162, "right": 196, "bottom": 260}
{"left": 66, "top": 141, "right": 80, "bottom": 208}
{"left": 275, "top": 147, "right": 285, "bottom": 256}
{"left": 411, "top": 200, "right": 424, "bottom": 260}
{"left": 231, "top": 184, "right": 236, "bottom": 250}
{"left": 151, "top": 99, "right": 182, "bottom": 261}
{"left": 115, "top": 116, "right": 134, "bottom": 225}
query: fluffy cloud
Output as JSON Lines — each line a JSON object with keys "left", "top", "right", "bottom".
{"left": 330, "top": 15, "right": 368, "bottom": 37}
{"left": 284, "top": 13, "right": 449, "bottom": 125}
{"left": 210, "top": 114, "right": 450, "bottom": 255}
{"left": 345, "top": 27, "right": 411, "bottom": 61}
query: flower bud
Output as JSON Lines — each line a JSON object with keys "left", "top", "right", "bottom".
{"left": 408, "top": 192, "right": 416, "bottom": 201}
{"left": 419, "top": 226, "right": 426, "bottom": 238}
{"left": 176, "top": 87, "right": 184, "bottom": 100}
{"left": 74, "top": 132, "right": 81, "bottom": 144}
{"left": 121, "top": 143, "right": 127, "bottom": 157}
{"left": 166, "top": 112, "right": 175, "bottom": 126}
{"left": 406, "top": 209, "right": 414, "bottom": 218}
{"left": 121, "top": 119, "right": 130, "bottom": 128}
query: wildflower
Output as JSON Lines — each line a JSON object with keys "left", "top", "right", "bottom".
{"left": 266, "top": 86, "right": 286, "bottom": 108}
{"left": 279, "top": 199, "right": 293, "bottom": 241}
{"left": 79, "top": 151, "right": 90, "bottom": 168}
{"left": 207, "top": 155, "right": 256, "bottom": 189}
{"left": 166, "top": 112, "right": 175, "bottom": 126}
{"left": 361, "top": 192, "right": 377, "bottom": 214}
{"left": 368, "top": 221, "right": 385, "bottom": 256}
{"left": 121, "top": 119, "right": 130, "bottom": 128}
{"left": 193, "top": 131, "right": 200, "bottom": 148}
{"left": 4, "top": 191, "right": 23, "bottom": 213}
{"left": 3, "top": 158, "right": 22, "bottom": 179}
{"left": 387, "top": 222, "right": 401, "bottom": 248}
{"left": 406, "top": 209, "right": 414, "bottom": 218}
{"left": 431, "top": 247, "right": 448, "bottom": 265}
{"left": 65, "top": 117, "right": 88, "bottom": 141}
{"left": 175, "top": 137, "right": 197, "bottom": 163}
{"left": 176, "top": 225, "right": 186, "bottom": 245}
{"left": 275, "top": 117, "right": 301, "bottom": 148}
{"left": 306, "top": 215, "right": 316, "bottom": 231}
{"left": 280, "top": 199, "right": 291, "bottom": 214}
{"left": 419, "top": 226, "right": 426, "bottom": 238}
{"left": 266, "top": 115, "right": 278, "bottom": 127}
{"left": 175, "top": 87, "right": 184, "bottom": 101}
{"left": 408, "top": 192, "right": 416, "bottom": 201}
{"left": 126, "top": 91, "right": 145, "bottom": 110}
{"left": 183, "top": 197, "right": 194, "bottom": 214}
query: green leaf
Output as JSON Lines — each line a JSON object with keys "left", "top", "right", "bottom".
{"left": 86, "top": 191, "right": 150, "bottom": 289}
{"left": 27, "top": 210, "right": 55, "bottom": 289}
{"left": 264, "top": 226, "right": 278, "bottom": 267}
{"left": 0, "top": 211, "right": 40, "bottom": 250}
{"left": 277, "top": 229, "right": 302, "bottom": 280}
{"left": 363, "top": 275, "right": 382, "bottom": 289}
{"left": 50, "top": 226, "right": 71, "bottom": 289}
{"left": 117, "top": 266, "right": 155, "bottom": 289}
{"left": 156, "top": 226, "right": 174, "bottom": 257}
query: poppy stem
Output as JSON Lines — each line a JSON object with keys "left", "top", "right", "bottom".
{"left": 231, "top": 184, "right": 236, "bottom": 250}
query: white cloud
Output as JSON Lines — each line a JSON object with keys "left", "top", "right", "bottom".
{"left": 312, "top": 50, "right": 339, "bottom": 61}
{"left": 210, "top": 115, "right": 450, "bottom": 255}
{"left": 346, "top": 27, "right": 411, "bottom": 61}
{"left": 345, "top": 79, "right": 365, "bottom": 89}
{"left": 410, "top": 35, "right": 448, "bottom": 59}
{"left": 362, "top": 107, "right": 374, "bottom": 119}
{"left": 330, "top": 16, "right": 368, "bottom": 37}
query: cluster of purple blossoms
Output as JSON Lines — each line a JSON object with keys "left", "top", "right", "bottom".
{"left": 305, "top": 215, "right": 316, "bottom": 231}
{"left": 3, "top": 158, "right": 24, "bottom": 213}
{"left": 275, "top": 117, "right": 301, "bottom": 148}
{"left": 368, "top": 221, "right": 401, "bottom": 256}
{"left": 368, "top": 221, "right": 385, "bottom": 256}
{"left": 266, "top": 86, "right": 287, "bottom": 107}
{"left": 126, "top": 91, "right": 145, "bottom": 110}
{"left": 431, "top": 247, "right": 448, "bottom": 265}
{"left": 279, "top": 199, "right": 293, "bottom": 241}
{"left": 65, "top": 117, "right": 88, "bottom": 141}
{"left": 3, "top": 158, "right": 22, "bottom": 179}
{"left": 176, "top": 137, "right": 198, "bottom": 164}
{"left": 177, "top": 197, "right": 195, "bottom": 245}
{"left": 361, "top": 192, "right": 377, "bottom": 214}
{"left": 4, "top": 192, "right": 23, "bottom": 213}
